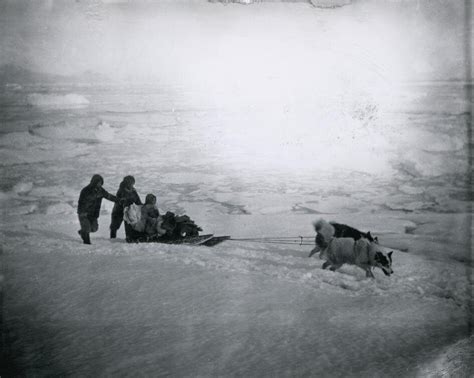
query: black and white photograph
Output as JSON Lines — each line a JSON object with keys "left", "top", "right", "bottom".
{"left": 0, "top": 0, "right": 472, "bottom": 376}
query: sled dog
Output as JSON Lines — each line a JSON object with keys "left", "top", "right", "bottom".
{"left": 309, "top": 219, "right": 393, "bottom": 278}
{"left": 330, "top": 221, "right": 378, "bottom": 243}
{"left": 309, "top": 220, "right": 378, "bottom": 257}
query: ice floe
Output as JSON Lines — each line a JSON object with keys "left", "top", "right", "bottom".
{"left": 26, "top": 93, "right": 90, "bottom": 108}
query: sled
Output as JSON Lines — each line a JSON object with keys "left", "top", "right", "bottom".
{"left": 126, "top": 232, "right": 231, "bottom": 247}
{"left": 154, "top": 234, "right": 231, "bottom": 247}
{"left": 155, "top": 234, "right": 215, "bottom": 246}
{"left": 200, "top": 235, "right": 231, "bottom": 246}
{"left": 123, "top": 205, "right": 229, "bottom": 247}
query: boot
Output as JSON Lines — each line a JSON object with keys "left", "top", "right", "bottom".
{"left": 79, "top": 230, "right": 91, "bottom": 245}
{"left": 110, "top": 229, "right": 117, "bottom": 239}
{"left": 83, "top": 233, "right": 91, "bottom": 245}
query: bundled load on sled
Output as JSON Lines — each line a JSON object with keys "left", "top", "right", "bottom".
{"left": 123, "top": 203, "right": 229, "bottom": 246}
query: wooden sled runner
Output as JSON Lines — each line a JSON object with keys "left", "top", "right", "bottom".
{"left": 126, "top": 232, "right": 230, "bottom": 247}
{"left": 153, "top": 234, "right": 231, "bottom": 247}
{"left": 200, "top": 235, "right": 231, "bottom": 246}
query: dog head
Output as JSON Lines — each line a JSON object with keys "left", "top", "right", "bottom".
{"left": 374, "top": 250, "right": 393, "bottom": 276}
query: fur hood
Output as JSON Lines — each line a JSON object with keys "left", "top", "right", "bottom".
{"left": 145, "top": 193, "right": 156, "bottom": 205}
{"left": 119, "top": 175, "right": 135, "bottom": 190}
{"left": 89, "top": 174, "right": 104, "bottom": 188}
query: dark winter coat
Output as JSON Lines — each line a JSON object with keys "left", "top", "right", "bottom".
{"left": 141, "top": 200, "right": 160, "bottom": 235}
{"left": 112, "top": 181, "right": 142, "bottom": 216}
{"left": 77, "top": 175, "right": 117, "bottom": 219}
{"left": 142, "top": 203, "right": 160, "bottom": 221}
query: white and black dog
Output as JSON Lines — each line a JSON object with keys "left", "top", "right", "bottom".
{"left": 309, "top": 219, "right": 393, "bottom": 278}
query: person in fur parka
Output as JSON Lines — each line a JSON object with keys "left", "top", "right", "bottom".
{"left": 141, "top": 193, "right": 160, "bottom": 236}
{"left": 78, "top": 174, "right": 117, "bottom": 244}
{"left": 110, "top": 175, "right": 142, "bottom": 238}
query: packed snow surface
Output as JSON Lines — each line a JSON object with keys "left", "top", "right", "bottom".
{"left": 0, "top": 2, "right": 472, "bottom": 377}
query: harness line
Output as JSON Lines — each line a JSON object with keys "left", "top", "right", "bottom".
{"left": 228, "top": 236, "right": 314, "bottom": 246}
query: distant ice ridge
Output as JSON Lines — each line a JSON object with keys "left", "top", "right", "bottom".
{"left": 0, "top": 119, "right": 115, "bottom": 166}
{"left": 5, "top": 83, "right": 22, "bottom": 91}
{"left": 0, "top": 180, "right": 77, "bottom": 217}
{"left": 26, "top": 93, "right": 89, "bottom": 108}
{"left": 29, "top": 120, "right": 115, "bottom": 143}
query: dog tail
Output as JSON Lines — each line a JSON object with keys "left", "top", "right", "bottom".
{"left": 313, "top": 219, "right": 335, "bottom": 247}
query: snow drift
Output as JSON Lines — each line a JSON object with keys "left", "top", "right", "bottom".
{"left": 28, "top": 120, "right": 115, "bottom": 143}
{"left": 26, "top": 93, "right": 90, "bottom": 108}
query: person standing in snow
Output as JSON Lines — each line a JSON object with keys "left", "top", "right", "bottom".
{"left": 141, "top": 193, "right": 160, "bottom": 236}
{"left": 109, "top": 175, "right": 142, "bottom": 239}
{"left": 77, "top": 174, "right": 117, "bottom": 245}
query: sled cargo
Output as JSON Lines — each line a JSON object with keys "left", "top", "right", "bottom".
{"left": 123, "top": 204, "right": 229, "bottom": 246}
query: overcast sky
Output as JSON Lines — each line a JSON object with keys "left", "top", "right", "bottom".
{"left": 0, "top": 0, "right": 469, "bottom": 87}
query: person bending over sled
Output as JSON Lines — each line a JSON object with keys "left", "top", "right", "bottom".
{"left": 110, "top": 175, "right": 142, "bottom": 239}
{"left": 77, "top": 174, "right": 117, "bottom": 244}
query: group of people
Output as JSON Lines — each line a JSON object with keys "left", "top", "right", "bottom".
{"left": 77, "top": 174, "right": 159, "bottom": 244}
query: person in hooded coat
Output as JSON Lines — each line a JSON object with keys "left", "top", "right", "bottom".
{"left": 110, "top": 175, "right": 142, "bottom": 239}
{"left": 141, "top": 193, "right": 160, "bottom": 236}
{"left": 77, "top": 174, "right": 117, "bottom": 244}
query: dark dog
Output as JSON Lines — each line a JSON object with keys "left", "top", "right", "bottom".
{"left": 309, "top": 221, "right": 378, "bottom": 258}
{"left": 330, "top": 222, "right": 378, "bottom": 243}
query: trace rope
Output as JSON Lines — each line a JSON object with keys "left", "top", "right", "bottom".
{"left": 227, "top": 236, "right": 314, "bottom": 246}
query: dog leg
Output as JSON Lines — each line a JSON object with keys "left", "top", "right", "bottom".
{"left": 365, "top": 267, "right": 375, "bottom": 278}
{"left": 329, "top": 264, "right": 342, "bottom": 272}
{"left": 309, "top": 247, "right": 320, "bottom": 258}
{"left": 322, "top": 261, "right": 332, "bottom": 270}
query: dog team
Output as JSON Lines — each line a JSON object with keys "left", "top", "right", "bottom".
{"left": 77, "top": 174, "right": 393, "bottom": 278}
{"left": 309, "top": 219, "right": 393, "bottom": 278}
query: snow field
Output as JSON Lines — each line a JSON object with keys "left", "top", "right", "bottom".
{"left": 1, "top": 77, "right": 471, "bottom": 376}
{"left": 1, "top": 221, "right": 471, "bottom": 376}
{"left": 2, "top": 209, "right": 471, "bottom": 312}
